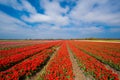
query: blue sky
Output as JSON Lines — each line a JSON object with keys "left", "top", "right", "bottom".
{"left": 0, "top": 0, "right": 120, "bottom": 39}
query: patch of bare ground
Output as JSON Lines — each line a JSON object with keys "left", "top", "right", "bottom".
{"left": 25, "top": 47, "right": 59, "bottom": 80}
{"left": 67, "top": 46, "right": 93, "bottom": 80}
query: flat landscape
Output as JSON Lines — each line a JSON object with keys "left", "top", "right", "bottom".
{"left": 0, "top": 0, "right": 120, "bottom": 80}
{"left": 0, "top": 40, "right": 120, "bottom": 80}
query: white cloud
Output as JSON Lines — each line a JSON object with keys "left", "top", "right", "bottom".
{"left": 0, "top": 11, "right": 103, "bottom": 39}
{"left": 0, "top": 0, "right": 37, "bottom": 14}
{"left": 0, "top": 0, "right": 120, "bottom": 39}
{"left": 1, "top": 0, "right": 119, "bottom": 27}
{"left": 21, "top": 0, "right": 70, "bottom": 26}
{"left": 0, "top": 0, "right": 23, "bottom": 10}
{"left": 83, "top": 11, "right": 120, "bottom": 25}
{"left": 78, "top": 26, "right": 104, "bottom": 34}
{"left": 22, "top": 13, "right": 51, "bottom": 23}
{"left": 40, "top": 0, "right": 68, "bottom": 15}
{"left": 0, "top": 11, "right": 27, "bottom": 27}
{"left": 39, "top": 0, "right": 69, "bottom": 26}
{"left": 70, "top": 0, "right": 120, "bottom": 26}
{"left": 52, "top": 15, "right": 69, "bottom": 26}
{"left": 0, "top": 11, "right": 73, "bottom": 39}
{"left": 0, "top": 11, "right": 44, "bottom": 38}
{"left": 61, "top": 26, "right": 104, "bottom": 34}
{"left": 21, "top": 0, "right": 37, "bottom": 14}
{"left": 22, "top": 13, "right": 69, "bottom": 26}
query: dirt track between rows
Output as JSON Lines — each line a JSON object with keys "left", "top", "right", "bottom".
{"left": 67, "top": 46, "right": 87, "bottom": 80}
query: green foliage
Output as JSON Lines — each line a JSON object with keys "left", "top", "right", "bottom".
{"left": 66, "top": 75, "right": 70, "bottom": 79}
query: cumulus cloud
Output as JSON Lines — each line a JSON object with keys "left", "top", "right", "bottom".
{"left": 70, "top": 0, "right": 120, "bottom": 26}
{"left": 0, "top": 0, "right": 120, "bottom": 39}
{"left": 0, "top": 0, "right": 36, "bottom": 14}
{"left": 0, "top": 0, "right": 23, "bottom": 10}
{"left": 0, "top": 11, "right": 73, "bottom": 39}
{"left": 0, "top": 11, "right": 30, "bottom": 34}
{"left": 21, "top": 0, "right": 37, "bottom": 14}
{"left": 22, "top": 0, "right": 69, "bottom": 26}
{"left": 40, "top": 0, "right": 68, "bottom": 15}
{"left": 41, "top": 0, "right": 69, "bottom": 26}
{"left": 22, "top": 14, "right": 51, "bottom": 23}
{"left": 83, "top": 12, "right": 120, "bottom": 26}
{"left": 0, "top": 11, "right": 27, "bottom": 27}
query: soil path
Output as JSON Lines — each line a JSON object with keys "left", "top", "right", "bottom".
{"left": 67, "top": 46, "right": 87, "bottom": 80}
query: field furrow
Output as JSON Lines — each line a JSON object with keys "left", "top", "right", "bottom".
{"left": 0, "top": 48, "right": 54, "bottom": 80}
{"left": 0, "top": 40, "right": 119, "bottom": 80}
{"left": 0, "top": 42, "right": 60, "bottom": 71}
{"left": 72, "top": 41, "right": 120, "bottom": 71}
{"left": 68, "top": 41, "right": 119, "bottom": 80}
{"left": 38, "top": 41, "right": 74, "bottom": 80}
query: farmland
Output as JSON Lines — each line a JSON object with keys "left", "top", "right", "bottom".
{"left": 0, "top": 40, "right": 120, "bottom": 80}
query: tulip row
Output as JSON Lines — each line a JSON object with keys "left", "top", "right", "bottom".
{"left": 39, "top": 42, "right": 74, "bottom": 80}
{"left": 0, "top": 41, "right": 30, "bottom": 50}
{"left": 0, "top": 42, "right": 50, "bottom": 58}
{"left": 0, "top": 47, "right": 55, "bottom": 80}
{"left": 75, "top": 41, "right": 120, "bottom": 57}
{"left": 72, "top": 41, "right": 120, "bottom": 70}
{"left": 0, "top": 42, "right": 60, "bottom": 71}
{"left": 0, "top": 40, "right": 47, "bottom": 50}
{"left": 91, "top": 42, "right": 120, "bottom": 52}
{"left": 68, "top": 41, "right": 119, "bottom": 80}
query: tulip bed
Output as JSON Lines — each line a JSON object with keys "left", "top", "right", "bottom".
{"left": 0, "top": 42, "right": 59, "bottom": 58}
{"left": 0, "top": 42, "right": 60, "bottom": 71}
{"left": 0, "top": 43, "right": 46, "bottom": 58}
{"left": 68, "top": 41, "right": 119, "bottom": 80}
{"left": 72, "top": 41, "right": 120, "bottom": 71}
{"left": 0, "top": 48, "right": 54, "bottom": 80}
{"left": 39, "top": 42, "right": 74, "bottom": 80}
{"left": 0, "top": 40, "right": 119, "bottom": 80}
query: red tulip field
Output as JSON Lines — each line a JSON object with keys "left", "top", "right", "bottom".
{"left": 0, "top": 40, "right": 120, "bottom": 80}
